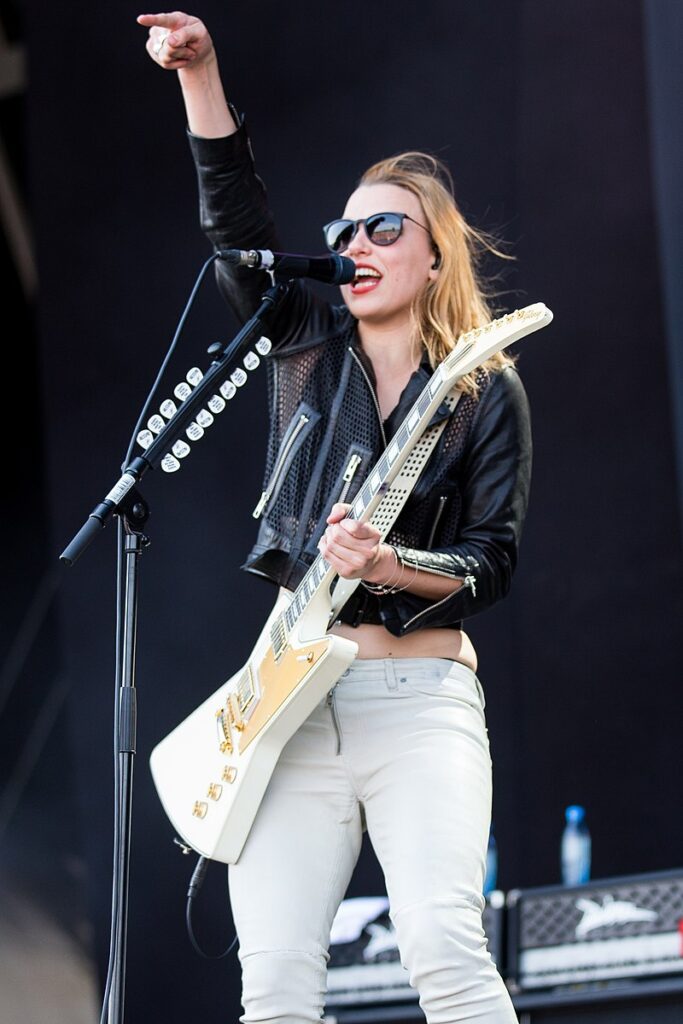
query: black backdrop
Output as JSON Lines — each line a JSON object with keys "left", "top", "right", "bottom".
{"left": 9, "top": 0, "right": 683, "bottom": 1020}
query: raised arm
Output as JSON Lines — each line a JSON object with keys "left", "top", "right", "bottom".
{"left": 137, "top": 12, "right": 237, "bottom": 138}
{"left": 137, "top": 11, "right": 343, "bottom": 341}
{"left": 137, "top": 11, "right": 286, "bottom": 323}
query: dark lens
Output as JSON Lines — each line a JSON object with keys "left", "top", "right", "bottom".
{"left": 366, "top": 213, "right": 403, "bottom": 246}
{"left": 324, "top": 219, "right": 356, "bottom": 253}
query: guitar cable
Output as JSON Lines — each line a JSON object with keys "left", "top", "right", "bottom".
{"left": 183, "top": 850, "right": 239, "bottom": 959}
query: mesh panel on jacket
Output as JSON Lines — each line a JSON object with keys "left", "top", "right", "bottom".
{"left": 249, "top": 326, "right": 486, "bottom": 589}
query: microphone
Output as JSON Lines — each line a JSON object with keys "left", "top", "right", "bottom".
{"left": 217, "top": 248, "right": 355, "bottom": 285}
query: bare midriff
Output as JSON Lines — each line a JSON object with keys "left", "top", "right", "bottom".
{"left": 277, "top": 587, "right": 478, "bottom": 671}
{"left": 329, "top": 621, "right": 478, "bottom": 672}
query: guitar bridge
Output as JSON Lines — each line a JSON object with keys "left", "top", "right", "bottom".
{"left": 235, "top": 664, "right": 258, "bottom": 715}
{"left": 220, "top": 664, "right": 260, "bottom": 737}
{"left": 215, "top": 708, "right": 233, "bottom": 754}
{"left": 228, "top": 693, "right": 246, "bottom": 732}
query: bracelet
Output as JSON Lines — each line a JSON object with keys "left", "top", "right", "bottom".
{"left": 360, "top": 545, "right": 401, "bottom": 595}
{"left": 393, "top": 557, "right": 420, "bottom": 594}
{"left": 360, "top": 546, "right": 419, "bottom": 596}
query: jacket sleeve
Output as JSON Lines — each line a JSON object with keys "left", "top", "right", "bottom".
{"left": 379, "top": 367, "right": 532, "bottom": 635}
{"left": 187, "top": 119, "right": 343, "bottom": 349}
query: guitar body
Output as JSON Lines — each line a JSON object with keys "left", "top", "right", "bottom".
{"left": 150, "top": 588, "right": 358, "bottom": 864}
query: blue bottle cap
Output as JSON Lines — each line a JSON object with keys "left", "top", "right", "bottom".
{"left": 565, "top": 804, "right": 585, "bottom": 823}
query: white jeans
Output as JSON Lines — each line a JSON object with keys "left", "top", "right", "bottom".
{"left": 229, "top": 658, "right": 517, "bottom": 1024}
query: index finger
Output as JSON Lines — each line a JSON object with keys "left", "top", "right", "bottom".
{"left": 136, "top": 12, "right": 183, "bottom": 28}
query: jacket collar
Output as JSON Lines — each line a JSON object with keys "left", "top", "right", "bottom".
{"left": 350, "top": 337, "right": 453, "bottom": 439}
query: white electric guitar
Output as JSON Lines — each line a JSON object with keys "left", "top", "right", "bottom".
{"left": 150, "top": 303, "right": 553, "bottom": 863}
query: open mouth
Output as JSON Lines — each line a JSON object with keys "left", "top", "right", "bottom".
{"left": 351, "top": 266, "right": 382, "bottom": 292}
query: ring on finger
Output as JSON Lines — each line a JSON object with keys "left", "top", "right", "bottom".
{"left": 153, "top": 32, "right": 169, "bottom": 56}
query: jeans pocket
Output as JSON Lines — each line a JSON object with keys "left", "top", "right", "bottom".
{"left": 401, "top": 660, "right": 485, "bottom": 712}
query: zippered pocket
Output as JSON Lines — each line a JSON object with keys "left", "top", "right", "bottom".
{"left": 253, "top": 403, "right": 320, "bottom": 519}
{"left": 426, "top": 494, "right": 449, "bottom": 549}
{"left": 305, "top": 444, "right": 372, "bottom": 555}
{"left": 339, "top": 451, "right": 363, "bottom": 504}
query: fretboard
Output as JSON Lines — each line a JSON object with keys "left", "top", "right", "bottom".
{"left": 273, "top": 360, "right": 455, "bottom": 655}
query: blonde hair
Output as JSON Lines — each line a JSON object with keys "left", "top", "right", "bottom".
{"left": 359, "top": 151, "right": 514, "bottom": 394}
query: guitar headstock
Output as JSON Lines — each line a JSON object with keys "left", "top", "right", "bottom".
{"left": 442, "top": 303, "right": 553, "bottom": 383}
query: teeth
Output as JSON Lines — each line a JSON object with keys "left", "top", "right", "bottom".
{"left": 354, "top": 268, "right": 381, "bottom": 281}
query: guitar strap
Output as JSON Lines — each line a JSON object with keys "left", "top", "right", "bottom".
{"left": 328, "top": 387, "right": 463, "bottom": 619}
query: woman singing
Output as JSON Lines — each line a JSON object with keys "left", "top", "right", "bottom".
{"left": 138, "top": 12, "right": 530, "bottom": 1023}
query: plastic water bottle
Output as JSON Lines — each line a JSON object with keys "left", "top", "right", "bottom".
{"left": 483, "top": 827, "right": 498, "bottom": 895}
{"left": 561, "top": 805, "right": 591, "bottom": 885}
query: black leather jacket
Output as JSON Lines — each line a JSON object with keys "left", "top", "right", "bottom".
{"left": 188, "top": 120, "right": 532, "bottom": 636}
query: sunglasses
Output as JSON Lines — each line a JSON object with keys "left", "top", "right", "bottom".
{"left": 322, "top": 211, "right": 432, "bottom": 253}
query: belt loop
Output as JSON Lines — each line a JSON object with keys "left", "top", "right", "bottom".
{"left": 385, "top": 660, "right": 398, "bottom": 691}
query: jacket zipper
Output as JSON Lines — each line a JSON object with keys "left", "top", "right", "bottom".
{"left": 253, "top": 413, "right": 310, "bottom": 519}
{"left": 338, "top": 452, "right": 363, "bottom": 505}
{"left": 402, "top": 574, "right": 477, "bottom": 630}
{"left": 349, "top": 348, "right": 387, "bottom": 449}
{"left": 305, "top": 451, "right": 365, "bottom": 560}
{"left": 326, "top": 687, "right": 342, "bottom": 754}
{"left": 426, "top": 494, "right": 449, "bottom": 549}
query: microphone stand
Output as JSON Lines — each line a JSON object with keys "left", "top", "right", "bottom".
{"left": 60, "top": 277, "right": 290, "bottom": 1024}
